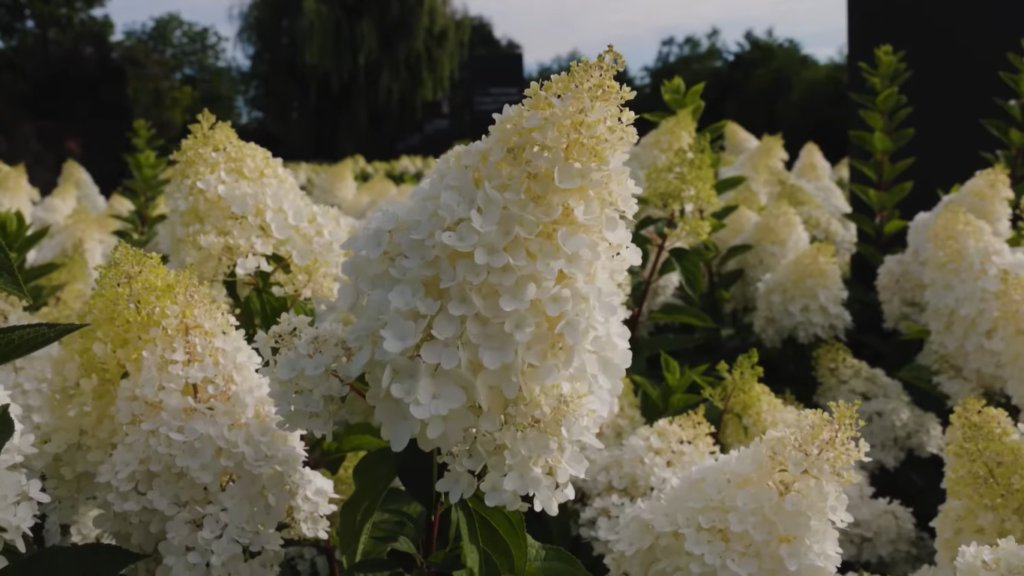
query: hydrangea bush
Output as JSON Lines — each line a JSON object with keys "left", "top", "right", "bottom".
{"left": 1, "top": 43, "right": 1024, "bottom": 576}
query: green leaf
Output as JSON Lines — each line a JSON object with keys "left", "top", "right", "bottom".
{"left": 849, "top": 130, "right": 876, "bottom": 152}
{"left": 337, "top": 423, "right": 389, "bottom": 453}
{"left": 845, "top": 212, "right": 876, "bottom": 235}
{"left": 338, "top": 448, "right": 400, "bottom": 565}
{"left": 666, "top": 392, "right": 705, "bottom": 416}
{"left": 0, "top": 405, "right": 13, "bottom": 453}
{"left": 858, "top": 109, "right": 885, "bottom": 131}
{"left": 649, "top": 304, "right": 716, "bottom": 328}
{"left": 525, "top": 536, "right": 590, "bottom": 576}
{"left": 883, "top": 181, "right": 914, "bottom": 209}
{"left": 666, "top": 248, "right": 705, "bottom": 300}
{"left": 700, "top": 120, "right": 728, "bottom": 140}
{"left": 18, "top": 262, "right": 61, "bottom": 285}
{"left": 0, "top": 543, "right": 147, "bottom": 576}
{"left": 0, "top": 239, "right": 28, "bottom": 302}
{"left": 890, "top": 128, "right": 915, "bottom": 151}
{"left": 857, "top": 243, "right": 884, "bottom": 266}
{"left": 629, "top": 374, "right": 663, "bottom": 410}
{"left": 849, "top": 158, "right": 877, "bottom": 182}
{"left": 890, "top": 106, "right": 914, "bottom": 128}
{"left": 641, "top": 111, "right": 671, "bottom": 124}
{"left": 456, "top": 497, "right": 528, "bottom": 576}
{"left": 849, "top": 183, "right": 880, "bottom": 208}
{"left": 714, "top": 175, "right": 746, "bottom": 195}
{"left": 872, "top": 131, "right": 893, "bottom": 153}
{"left": 660, "top": 76, "right": 688, "bottom": 111}
{"left": 659, "top": 351, "right": 681, "bottom": 387}
{"left": 882, "top": 218, "right": 908, "bottom": 237}
{"left": 883, "top": 157, "right": 915, "bottom": 182}
{"left": 717, "top": 244, "right": 752, "bottom": 268}
{"left": 875, "top": 87, "right": 899, "bottom": 112}
{"left": 710, "top": 205, "right": 739, "bottom": 223}
{"left": 982, "top": 118, "right": 1013, "bottom": 145}
{"left": 717, "top": 268, "right": 743, "bottom": 291}
{"left": 0, "top": 323, "right": 87, "bottom": 366}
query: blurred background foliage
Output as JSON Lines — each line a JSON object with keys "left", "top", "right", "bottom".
{"left": 0, "top": 0, "right": 847, "bottom": 193}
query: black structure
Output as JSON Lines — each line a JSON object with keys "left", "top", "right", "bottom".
{"left": 848, "top": 0, "right": 1024, "bottom": 219}
{"left": 468, "top": 53, "right": 526, "bottom": 138}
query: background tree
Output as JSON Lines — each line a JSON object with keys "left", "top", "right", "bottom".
{"left": 0, "top": 0, "right": 132, "bottom": 193}
{"left": 118, "top": 13, "right": 240, "bottom": 145}
{"left": 236, "top": 0, "right": 470, "bottom": 161}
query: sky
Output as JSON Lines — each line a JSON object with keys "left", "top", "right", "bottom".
{"left": 104, "top": 0, "right": 847, "bottom": 71}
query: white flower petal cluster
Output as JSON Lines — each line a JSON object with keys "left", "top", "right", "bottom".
{"left": 43, "top": 244, "right": 335, "bottom": 574}
{"left": 783, "top": 143, "right": 856, "bottom": 269}
{"left": 832, "top": 157, "right": 850, "bottom": 187}
{"left": 32, "top": 159, "right": 106, "bottom": 229}
{"left": 719, "top": 121, "right": 760, "bottom": 168}
{"left": 931, "top": 398, "right": 1024, "bottom": 570}
{"left": 726, "top": 201, "right": 810, "bottom": 309}
{"left": 603, "top": 403, "right": 868, "bottom": 576}
{"left": 579, "top": 407, "right": 719, "bottom": 558}
{"left": 336, "top": 48, "right": 640, "bottom": 515}
{"left": 876, "top": 167, "right": 1013, "bottom": 333}
{"left": 955, "top": 537, "right": 1024, "bottom": 575}
{"left": 0, "top": 372, "right": 49, "bottom": 568}
{"left": 625, "top": 111, "right": 696, "bottom": 190}
{"left": 0, "top": 162, "right": 40, "bottom": 222}
{"left": 842, "top": 468, "right": 934, "bottom": 575}
{"left": 814, "top": 341, "right": 942, "bottom": 468}
{"left": 305, "top": 158, "right": 414, "bottom": 219}
{"left": 255, "top": 312, "right": 373, "bottom": 436}
{"left": 162, "top": 111, "right": 353, "bottom": 300}
{"left": 719, "top": 133, "right": 790, "bottom": 210}
{"left": 753, "top": 243, "right": 851, "bottom": 347}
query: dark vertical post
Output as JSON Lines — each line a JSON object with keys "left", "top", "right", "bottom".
{"left": 469, "top": 53, "right": 525, "bottom": 139}
{"left": 848, "top": 0, "right": 1024, "bottom": 218}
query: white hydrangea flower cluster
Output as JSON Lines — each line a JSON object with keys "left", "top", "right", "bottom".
{"left": 832, "top": 156, "right": 851, "bottom": 187}
{"left": 578, "top": 406, "right": 719, "bottom": 557}
{"left": 930, "top": 398, "right": 1024, "bottom": 570}
{"left": 718, "top": 133, "right": 790, "bottom": 210}
{"left": 603, "top": 402, "right": 868, "bottom": 576}
{"left": 333, "top": 47, "right": 640, "bottom": 514}
{"left": 954, "top": 537, "right": 1024, "bottom": 575}
{"left": 161, "top": 111, "right": 353, "bottom": 300}
{"left": 753, "top": 243, "right": 852, "bottom": 347}
{"left": 876, "top": 167, "right": 1013, "bottom": 334}
{"left": 0, "top": 368, "right": 49, "bottom": 568}
{"left": 719, "top": 121, "right": 760, "bottom": 168}
{"left": 31, "top": 159, "right": 108, "bottom": 230}
{"left": 304, "top": 158, "right": 414, "bottom": 219}
{"left": 813, "top": 342, "right": 942, "bottom": 469}
{"left": 42, "top": 244, "right": 336, "bottom": 574}
{"left": 255, "top": 311, "right": 373, "bottom": 436}
{"left": 0, "top": 162, "right": 40, "bottom": 222}
{"left": 625, "top": 111, "right": 696, "bottom": 190}
{"left": 842, "top": 468, "right": 934, "bottom": 575}
{"left": 783, "top": 143, "right": 857, "bottom": 269}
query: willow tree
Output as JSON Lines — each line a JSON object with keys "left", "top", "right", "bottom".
{"left": 237, "top": 0, "right": 469, "bottom": 160}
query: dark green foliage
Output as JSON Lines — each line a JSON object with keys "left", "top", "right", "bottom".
{"left": 0, "top": 543, "right": 147, "bottom": 575}
{"left": 982, "top": 38, "right": 1024, "bottom": 205}
{"left": 0, "top": 213, "right": 62, "bottom": 311}
{"left": 113, "top": 119, "right": 169, "bottom": 250}
{"left": 849, "top": 44, "right": 915, "bottom": 262}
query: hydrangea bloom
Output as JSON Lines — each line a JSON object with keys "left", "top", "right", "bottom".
{"left": 43, "top": 244, "right": 336, "bottom": 574}
{"left": 726, "top": 201, "right": 810, "bottom": 310}
{"left": 842, "top": 468, "right": 934, "bottom": 575}
{"left": 32, "top": 159, "right": 106, "bottom": 229}
{"left": 753, "top": 243, "right": 851, "bottom": 347}
{"left": 719, "top": 121, "right": 760, "bottom": 168}
{"left": 813, "top": 342, "right": 942, "bottom": 468}
{"left": 779, "top": 144, "right": 856, "bottom": 269}
{"left": 0, "top": 163, "right": 40, "bottom": 221}
{"left": 625, "top": 110, "right": 696, "bottom": 190}
{"left": 932, "top": 398, "right": 1024, "bottom": 569}
{"left": 255, "top": 311, "right": 373, "bottom": 437}
{"left": 336, "top": 47, "right": 640, "bottom": 514}
{"left": 604, "top": 402, "right": 868, "bottom": 576}
{"left": 579, "top": 407, "right": 718, "bottom": 558}
{"left": 704, "top": 350, "right": 801, "bottom": 452}
{"left": 832, "top": 157, "right": 850, "bottom": 186}
{"left": 718, "top": 133, "right": 789, "bottom": 210}
{"left": 0, "top": 376, "right": 49, "bottom": 568}
{"left": 876, "top": 167, "right": 1013, "bottom": 332}
{"left": 162, "top": 111, "right": 352, "bottom": 300}
{"left": 955, "top": 537, "right": 1024, "bottom": 575}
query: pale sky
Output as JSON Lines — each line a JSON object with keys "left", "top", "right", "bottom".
{"left": 104, "top": 0, "right": 846, "bottom": 71}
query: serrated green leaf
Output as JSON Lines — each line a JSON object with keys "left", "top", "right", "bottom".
{"left": 18, "top": 262, "right": 61, "bottom": 285}
{"left": 883, "top": 181, "right": 914, "bottom": 209}
{"left": 714, "top": 175, "right": 746, "bottom": 195}
{"left": 849, "top": 158, "right": 877, "bottom": 182}
{"left": 849, "top": 183, "right": 880, "bottom": 208}
{"left": 338, "top": 449, "right": 400, "bottom": 565}
{"left": 525, "top": 536, "right": 590, "bottom": 576}
{"left": 660, "top": 76, "right": 688, "bottom": 111}
{"left": 641, "top": 111, "right": 671, "bottom": 124}
{"left": 710, "top": 204, "right": 739, "bottom": 223}
{"left": 0, "top": 239, "right": 28, "bottom": 302}
{"left": 844, "top": 212, "right": 876, "bottom": 235}
{"left": 883, "top": 157, "right": 915, "bottom": 182}
{"left": 666, "top": 392, "right": 705, "bottom": 416}
{"left": 0, "top": 543, "right": 147, "bottom": 576}
{"left": 0, "top": 323, "right": 86, "bottom": 366}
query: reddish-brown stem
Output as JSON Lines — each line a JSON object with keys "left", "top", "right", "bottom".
{"left": 627, "top": 216, "right": 674, "bottom": 335}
